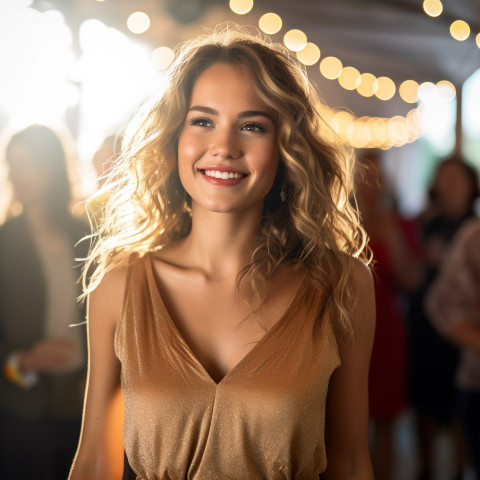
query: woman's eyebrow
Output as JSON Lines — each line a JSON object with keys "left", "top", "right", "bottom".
{"left": 187, "top": 106, "right": 273, "bottom": 122}
{"left": 188, "top": 106, "right": 217, "bottom": 115}
{"left": 238, "top": 110, "right": 273, "bottom": 122}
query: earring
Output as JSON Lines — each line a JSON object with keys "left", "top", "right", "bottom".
{"left": 280, "top": 183, "right": 286, "bottom": 202}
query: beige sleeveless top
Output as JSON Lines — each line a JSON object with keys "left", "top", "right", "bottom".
{"left": 115, "top": 254, "right": 341, "bottom": 480}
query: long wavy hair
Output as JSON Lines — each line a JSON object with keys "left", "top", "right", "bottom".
{"left": 83, "top": 24, "right": 370, "bottom": 332}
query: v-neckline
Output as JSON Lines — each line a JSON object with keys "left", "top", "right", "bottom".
{"left": 146, "top": 253, "right": 305, "bottom": 386}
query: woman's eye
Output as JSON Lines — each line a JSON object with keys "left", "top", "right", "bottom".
{"left": 190, "top": 118, "right": 212, "bottom": 127}
{"left": 241, "top": 122, "right": 267, "bottom": 133}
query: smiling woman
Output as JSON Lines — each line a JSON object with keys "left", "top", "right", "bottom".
{"left": 69, "top": 23, "right": 375, "bottom": 480}
{"left": 178, "top": 63, "right": 279, "bottom": 215}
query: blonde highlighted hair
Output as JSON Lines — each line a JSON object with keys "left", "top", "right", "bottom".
{"left": 83, "top": 23, "right": 370, "bottom": 332}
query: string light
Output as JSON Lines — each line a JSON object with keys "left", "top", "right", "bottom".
{"left": 338, "top": 66, "right": 361, "bottom": 90}
{"left": 374, "top": 77, "right": 396, "bottom": 101}
{"left": 227, "top": 1, "right": 454, "bottom": 148}
{"left": 127, "top": 12, "right": 150, "bottom": 34}
{"left": 422, "top": 0, "right": 443, "bottom": 17}
{"left": 450, "top": 20, "right": 470, "bottom": 41}
{"left": 325, "top": 106, "right": 425, "bottom": 149}
{"left": 229, "top": 0, "right": 460, "bottom": 109}
{"left": 296, "top": 42, "right": 320, "bottom": 66}
{"left": 258, "top": 13, "right": 282, "bottom": 34}
{"left": 399, "top": 80, "right": 420, "bottom": 103}
{"left": 229, "top": 0, "right": 253, "bottom": 15}
{"left": 283, "top": 29, "right": 307, "bottom": 52}
{"left": 436, "top": 80, "right": 456, "bottom": 101}
{"left": 151, "top": 46, "right": 175, "bottom": 70}
{"left": 418, "top": 81, "right": 436, "bottom": 101}
{"left": 421, "top": 0, "right": 479, "bottom": 48}
{"left": 357, "top": 73, "right": 377, "bottom": 97}
{"left": 319, "top": 56, "right": 343, "bottom": 80}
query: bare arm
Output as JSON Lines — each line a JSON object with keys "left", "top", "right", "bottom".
{"left": 322, "top": 260, "right": 376, "bottom": 480}
{"left": 68, "top": 268, "right": 127, "bottom": 480}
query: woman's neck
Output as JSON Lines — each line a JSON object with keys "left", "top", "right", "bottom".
{"left": 180, "top": 204, "right": 263, "bottom": 281}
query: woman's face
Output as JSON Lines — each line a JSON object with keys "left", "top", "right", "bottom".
{"left": 7, "top": 142, "right": 50, "bottom": 207}
{"left": 177, "top": 62, "right": 279, "bottom": 215}
{"left": 434, "top": 162, "right": 474, "bottom": 217}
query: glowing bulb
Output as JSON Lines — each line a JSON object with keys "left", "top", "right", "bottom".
{"left": 399, "top": 80, "right": 419, "bottom": 103}
{"left": 152, "top": 46, "right": 175, "bottom": 70}
{"left": 283, "top": 29, "right": 307, "bottom": 52}
{"left": 372, "top": 120, "right": 388, "bottom": 143}
{"left": 374, "top": 77, "right": 396, "bottom": 101}
{"left": 338, "top": 66, "right": 361, "bottom": 90}
{"left": 296, "top": 42, "right": 320, "bottom": 66}
{"left": 332, "top": 111, "right": 354, "bottom": 135}
{"left": 423, "top": 0, "right": 443, "bottom": 17}
{"left": 258, "top": 13, "right": 282, "bottom": 34}
{"left": 229, "top": 0, "right": 253, "bottom": 14}
{"left": 319, "top": 56, "right": 343, "bottom": 80}
{"left": 418, "top": 81, "right": 436, "bottom": 101}
{"left": 357, "top": 73, "right": 377, "bottom": 97}
{"left": 436, "top": 80, "right": 456, "bottom": 101}
{"left": 476, "top": 33, "right": 480, "bottom": 49}
{"left": 127, "top": 12, "right": 150, "bottom": 34}
{"left": 450, "top": 20, "right": 470, "bottom": 41}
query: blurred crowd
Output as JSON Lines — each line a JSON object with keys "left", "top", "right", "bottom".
{"left": 0, "top": 124, "right": 479, "bottom": 480}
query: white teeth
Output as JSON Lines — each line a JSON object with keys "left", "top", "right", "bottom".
{"left": 204, "top": 170, "right": 243, "bottom": 179}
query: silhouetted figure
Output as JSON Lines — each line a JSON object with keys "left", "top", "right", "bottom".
{"left": 0, "top": 124, "right": 88, "bottom": 480}
{"left": 407, "top": 157, "right": 479, "bottom": 480}
{"left": 427, "top": 218, "right": 480, "bottom": 480}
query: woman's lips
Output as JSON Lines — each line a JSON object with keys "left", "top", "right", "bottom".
{"left": 199, "top": 167, "right": 248, "bottom": 186}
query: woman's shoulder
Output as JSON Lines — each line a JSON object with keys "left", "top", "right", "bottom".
{"left": 350, "top": 257, "right": 374, "bottom": 287}
{"left": 88, "top": 261, "right": 134, "bottom": 325}
{"left": 349, "top": 257, "right": 375, "bottom": 333}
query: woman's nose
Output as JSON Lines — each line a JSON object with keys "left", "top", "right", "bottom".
{"left": 209, "top": 127, "right": 241, "bottom": 159}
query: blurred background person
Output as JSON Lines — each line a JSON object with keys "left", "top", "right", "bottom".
{"left": 356, "top": 149, "right": 421, "bottom": 480}
{"left": 407, "top": 157, "right": 479, "bottom": 480}
{"left": 426, "top": 218, "right": 480, "bottom": 480}
{"left": 0, "top": 124, "right": 89, "bottom": 480}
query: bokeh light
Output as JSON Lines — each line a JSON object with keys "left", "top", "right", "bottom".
{"left": 258, "top": 12, "right": 282, "bottom": 34}
{"left": 357, "top": 73, "right": 377, "bottom": 97}
{"left": 283, "top": 29, "right": 307, "bottom": 52}
{"left": 418, "top": 81, "right": 436, "bottom": 101}
{"left": 450, "top": 20, "right": 470, "bottom": 41}
{"left": 338, "top": 66, "right": 361, "bottom": 90}
{"left": 374, "top": 76, "right": 396, "bottom": 101}
{"left": 127, "top": 11, "right": 150, "bottom": 35}
{"left": 436, "top": 80, "right": 456, "bottom": 101}
{"left": 399, "top": 79, "right": 419, "bottom": 103}
{"left": 477, "top": 33, "right": 480, "bottom": 48}
{"left": 229, "top": 0, "right": 253, "bottom": 15}
{"left": 296, "top": 42, "right": 320, "bottom": 66}
{"left": 422, "top": 0, "right": 443, "bottom": 17}
{"left": 152, "top": 46, "right": 175, "bottom": 70}
{"left": 319, "top": 56, "right": 343, "bottom": 80}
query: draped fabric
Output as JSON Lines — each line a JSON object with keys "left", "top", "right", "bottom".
{"left": 115, "top": 254, "right": 341, "bottom": 480}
